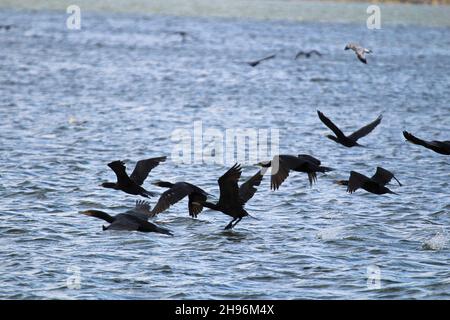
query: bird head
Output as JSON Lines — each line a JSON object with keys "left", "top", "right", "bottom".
{"left": 152, "top": 180, "right": 174, "bottom": 188}
{"left": 326, "top": 134, "right": 338, "bottom": 142}
{"left": 255, "top": 160, "right": 271, "bottom": 168}
{"left": 80, "top": 209, "right": 105, "bottom": 217}
{"left": 100, "top": 182, "right": 116, "bottom": 188}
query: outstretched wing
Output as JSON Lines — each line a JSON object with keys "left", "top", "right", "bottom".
{"left": 239, "top": 168, "right": 266, "bottom": 204}
{"left": 151, "top": 182, "right": 195, "bottom": 216}
{"left": 217, "top": 164, "right": 242, "bottom": 206}
{"left": 188, "top": 192, "right": 207, "bottom": 218}
{"left": 107, "top": 160, "right": 131, "bottom": 184}
{"left": 348, "top": 114, "right": 382, "bottom": 141}
{"left": 295, "top": 51, "right": 305, "bottom": 59}
{"left": 403, "top": 131, "right": 445, "bottom": 149}
{"left": 309, "top": 50, "right": 322, "bottom": 57}
{"left": 126, "top": 200, "right": 152, "bottom": 220}
{"left": 371, "top": 167, "right": 402, "bottom": 186}
{"left": 317, "top": 110, "right": 346, "bottom": 138}
{"left": 347, "top": 171, "right": 370, "bottom": 194}
{"left": 129, "top": 156, "right": 167, "bottom": 186}
{"left": 270, "top": 155, "right": 302, "bottom": 190}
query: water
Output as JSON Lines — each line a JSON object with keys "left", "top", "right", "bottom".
{"left": 0, "top": 4, "right": 449, "bottom": 299}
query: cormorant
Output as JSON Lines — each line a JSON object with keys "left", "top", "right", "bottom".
{"left": 100, "top": 156, "right": 166, "bottom": 198}
{"left": 336, "top": 167, "right": 402, "bottom": 195}
{"left": 256, "top": 154, "right": 333, "bottom": 190}
{"left": 295, "top": 50, "right": 322, "bottom": 59}
{"left": 317, "top": 110, "right": 382, "bottom": 147}
{"left": 194, "top": 164, "right": 265, "bottom": 230}
{"left": 345, "top": 43, "right": 372, "bottom": 64}
{"left": 80, "top": 200, "right": 173, "bottom": 235}
{"left": 403, "top": 131, "right": 450, "bottom": 155}
{"left": 150, "top": 181, "right": 210, "bottom": 218}
{"left": 247, "top": 54, "right": 276, "bottom": 67}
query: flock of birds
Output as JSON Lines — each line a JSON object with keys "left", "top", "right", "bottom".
{"left": 81, "top": 92, "right": 449, "bottom": 235}
{"left": 247, "top": 42, "right": 371, "bottom": 66}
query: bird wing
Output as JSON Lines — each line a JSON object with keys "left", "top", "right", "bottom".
{"left": 403, "top": 131, "right": 440, "bottom": 148}
{"left": 347, "top": 171, "right": 370, "bottom": 194}
{"left": 125, "top": 200, "right": 152, "bottom": 220}
{"left": 217, "top": 163, "right": 242, "bottom": 206}
{"left": 188, "top": 192, "right": 207, "bottom": 218}
{"left": 259, "top": 54, "right": 276, "bottom": 62}
{"left": 348, "top": 114, "right": 382, "bottom": 141}
{"left": 270, "top": 155, "right": 300, "bottom": 190}
{"left": 297, "top": 154, "right": 321, "bottom": 166}
{"left": 107, "top": 160, "right": 132, "bottom": 184}
{"left": 129, "top": 156, "right": 167, "bottom": 186}
{"left": 310, "top": 50, "right": 322, "bottom": 56}
{"left": 151, "top": 182, "right": 194, "bottom": 216}
{"left": 371, "top": 167, "right": 402, "bottom": 186}
{"left": 239, "top": 168, "right": 266, "bottom": 204}
{"left": 317, "top": 110, "right": 346, "bottom": 138}
{"left": 355, "top": 48, "right": 367, "bottom": 64}
{"left": 295, "top": 51, "right": 305, "bottom": 59}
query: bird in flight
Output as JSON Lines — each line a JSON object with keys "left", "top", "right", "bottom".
{"left": 317, "top": 110, "right": 382, "bottom": 147}
{"left": 295, "top": 50, "right": 322, "bottom": 59}
{"left": 256, "top": 154, "right": 333, "bottom": 190}
{"left": 100, "top": 156, "right": 166, "bottom": 198}
{"left": 336, "top": 167, "right": 402, "bottom": 195}
{"left": 80, "top": 200, "right": 173, "bottom": 235}
{"left": 193, "top": 164, "right": 265, "bottom": 230}
{"left": 247, "top": 54, "right": 276, "bottom": 67}
{"left": 345, "top": 43, "right": 372, "bottom": 64}
{"left": 403, "top": 131, "right": 450, "bottom": 155}
{"left": 150, "top": 181, "right": 210, "bottom": 218}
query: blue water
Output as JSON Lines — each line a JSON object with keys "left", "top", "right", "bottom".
{"left": 0, "top": 7, "right": 449, "bottom": 299}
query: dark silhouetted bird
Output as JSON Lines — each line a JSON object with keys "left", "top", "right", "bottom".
{"left": 247, "top": 54, "right": 276, "bottom": 67}
{"left": 194, "top": 164, "right": 265, "bottom": 230}
{"left": 80, "top": 200, "right": 173, "bottom": 235}
{"left": 256, "top": 154, "right": 333, "bottom": 190}
{"left": 336, "top": 167, "right": 401, "bottom": 195}
{"left": 295, "top": 50, "right": 322, "bottom": 59}
{"left": 403, "top": 131, "right": 450, "bottom": 155}
{"left": 150, "top": 181, "right": 210, "bottom": 218}
{"left": 100, "top": 156, "right": 166, "bottom": 197}
{"left": 345, "top": 43, "right": 372, "bottom": 64}
{"left": 317, "top": 110, "right": 382, "bottom": 147}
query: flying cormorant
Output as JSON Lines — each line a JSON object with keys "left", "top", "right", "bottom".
{"left": 256, "top": 154, "right": 333, "bottom": 190}
{"left": 100, "top": 157, "right": 166, "bottom": 198}
{"left": 295, "top": 50, "right": 322, "bottom": 59}
{"left": 336, "top": 167, "right": 401, "bottom": 195}
{"left": 150, "top": 181, "right": 210, "bottom": 218}
{"left": 317, "top": 110, "right": 382, "bottom": 147}
{"left": 194, "top": 164, "right": 265, "bottom": 230}
{"left": 80, "top": 200, "right": 173, "bottom": 235}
